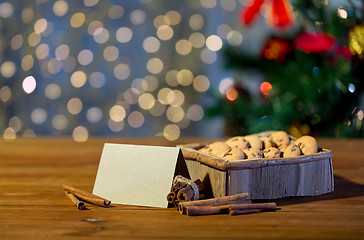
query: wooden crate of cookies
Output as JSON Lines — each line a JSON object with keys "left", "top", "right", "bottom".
{"left": 178, "top": 131, "right": 334, "bottom": 199}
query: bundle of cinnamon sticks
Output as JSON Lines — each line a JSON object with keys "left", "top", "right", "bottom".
{"left": 167, "top": 176, "right": 205, "bottom": 208}
{"left": 178, "top": 193, "right": 278, "bottom": 216}
{"left": 63, "top": 184, "right": 111, "bottom": 210}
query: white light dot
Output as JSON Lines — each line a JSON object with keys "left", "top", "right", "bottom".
{"left": 220, "top": 0, "right": 237, "bottom": 11}
{"left": 227, "top": 30, "right": 243, "bottom": 46}
{"left": 21, "top": 8, "right": 34, "bottom": 23}
{"left": 55, "top": 44, "right": 70, "bottom": 60}
{"left": 201, "top": 48, "right": 217, "bottom": 64}
{"left": 348, "top": 83, "right": 355, "bottom": 93}
{"left": 108, "top": 119, "right": 125, "bottom": 132}
{"left": 84, "top": 0, "right": 99, "bottom": 7}
{"left": 11, "top": 34, "right": 24, "bottom": 50}
{"left": 219, "top": 78, "right": 234, "bottom": 94}
{"left": 87, "top": 107, "right": 103, "bottom": 123}
{"left": 52, "top": 114, "right": 68, "bottom": 131}
{"left": 193, "top": 75, "right": 210, "bottom": 92}
{"left": 163, "top": 124, "right": 180, "bottom": 141}
{"left": 9, "top": 116, "right": 22, "bottom": 133}
{"left": 146, "top": 58, "right": 163, "bottom": 74}
{"left": 67, "top": 97, "right": 83, "bottom": 115}
{"left": 338, "top": 8, "right": 348, "bottom": 19}
{"left": 116, "top": 27, "right": 133, "bottom": 43}
{"left": 206, "top": 35, "right": 223, "bottom": 51}
{"left": 31, "top": 108, "right": 47, "bottom": 124}
{"left": 175, "top": 39, "right": 192, "bottom": 55}
{"left": 72, "top": 126, "right": 88, "bottom": 142}
{"left": 53, "top": 0, "right": 68, "bottom": 16}
{"left": 187, "top": 104, "right": 204, "bottom": 121}
{"left": 167, "top": 106, "right": 184, "bottom": 123}
{"left": 89, "top": 71, "right": 106, "bottom": 88}
{"left": 0, "top": 2, "right": 14, "bottom": 18}
{"left": 70, "top": 71, "right": 87, "bottom": 88}
{"left": 201, "top": 0, "right": 216, "bottom": 8}
{"left": 103, "top": 45, "right": 119, "bottom": 62}
{"left": 22, "top": 76, "right": 37, "bottom": 94}
{"left": 35, "top": 44, "right": 49, "bottom": 60}
{"left": 130, "top": 9, "right": 146, "bottom": 25}
{"left": 93, "top": 27, "right": 110, "bottom": 44}
{"left": 114, "top": 63, "right": 130, "bottom": 80}
{"left": 3, "top": 127, "right": 16, "bottom": 140}
{"left": 109, "top": 105, "right": 126, "bottom": 122}
{"left": 143, "top": 37, "right": 161, "bottom": 53}
{"left": 78, "top": 49, "right": 93, "bottom": 66}
{"left": 128, "top": 111, "right": 144, "bottom": 128}
{"left": 34, "top": 18, "right": 48, "bottom": 33}
{"left": 156, "top": 25, "right": 174, "bottom": 41}
{"left": 1, "top": 61, "right": 16, "bottom": 78}
{"left": 108, "top": 5, "right": 124, "bottom": 20}
{"left": 138, "top": 93, "right": 155, "bottom": 110}
{"left": 189, "top": 14, "right": 204, "bottom": 30}
{"left": 45, "top": 83, "right": 61, "bottom": 100}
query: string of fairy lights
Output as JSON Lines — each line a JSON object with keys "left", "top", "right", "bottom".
{"left": 0, "top": 0, "right": 247, "bottom": 141}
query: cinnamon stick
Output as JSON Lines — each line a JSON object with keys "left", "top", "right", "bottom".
{"left": 184, "top": 202, "right": 277, "bottom": 216}
{"left": 230, "top": 209, "right": 261, "bottom": 216}
{"left": 185, "top": 205, "right": 230, "bottom": 216}
{"left": 167, "top": 192, "right": 176, "bottom": 203}
{"left": 177, "top": 185, "right": 195, "bottom": 202}
{"left": 179, "top": 193, "right": 250, "bottom": 214}
{"left": 63, "top": 184, "right": 111, "bottom": 207}
{"left": 64, "top": 191, "right": 87, "bottom": 210}
{"left": 230, "top": 202, "right": 277, "bottom": 211}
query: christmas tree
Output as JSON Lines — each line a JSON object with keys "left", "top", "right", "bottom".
{"left": 209, "top": 0, "right": 364, "bottom": 138}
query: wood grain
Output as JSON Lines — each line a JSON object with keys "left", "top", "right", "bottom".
{"left": 0, "top": 137, "right": 363, "bottom": 239}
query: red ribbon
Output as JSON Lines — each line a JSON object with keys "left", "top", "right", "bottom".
{"left": 240, "top": 0, "right": 294, "bottom": 30}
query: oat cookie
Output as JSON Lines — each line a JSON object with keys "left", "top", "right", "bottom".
{"left": 200, "top": 141, "right": 231, "bottom": 158}
{"left": 223, "top": 147, "right": 245, "bottom": 161}
{"left": 270, "top": 131, "right": 290, "bottom": 148}
{"left": 294, "top": 136, "right": 318, "bottom": 155}
{"left": 260, "top": 136, "right": 273, "bottom": 149}
{"left": 282, "top": 143, "right": 301, "bottom": 157}
{"left": 243, "top": 148, "right": 263, "bottom": 159}
{"left": 244, "top": 135, "right": 263, "bottom": 150}
{"left": 262, "top": 147, "right": 281, "bottom": 158}
{"left": 225, "top": 136, "right": 249, "bottom": 150}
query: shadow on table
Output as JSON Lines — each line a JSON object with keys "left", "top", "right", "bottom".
{"left": 266, "top": 175, "right": 364, "bottom": 206}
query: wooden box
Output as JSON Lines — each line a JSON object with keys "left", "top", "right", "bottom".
{"left": 178, "top": 132, "right": 334, "bottom": 199}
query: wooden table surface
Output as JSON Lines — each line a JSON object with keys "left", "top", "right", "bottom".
{"left": 0, "top": 137, "right": 363, "bottom": 239}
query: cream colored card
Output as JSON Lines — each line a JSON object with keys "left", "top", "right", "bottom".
{"left": 92, "top": 143, "right": 189, "bottom": 208}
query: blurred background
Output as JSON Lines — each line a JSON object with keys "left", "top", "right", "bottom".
{"left": 0, "top": 0, "right": 363, "bottom": 142}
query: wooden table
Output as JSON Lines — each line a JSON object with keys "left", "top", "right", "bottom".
{"left": 0, "top": 137, "right": 363, "bottom": 239}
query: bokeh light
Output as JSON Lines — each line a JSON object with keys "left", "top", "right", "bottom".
{"left": 72, "top": 126, "right": 88, "bottom": 142}
{"left": 163, "top": 124, "right": 180, "bottom": 141}
{"left": 70, "top": 13, "right": 85, "bottom": 28}
{"left": 22, "top": 76, "right": 37, "bottom": 94}
{"left": 53, "top": 0, "right": 68, "bottom": 16}
{"left": 0, "top": 0, "right": 256, "bottom": 141}
{"left": 260, "top": 81, "right": 272, "bottom": 95}
{"left": 67, "top": 98, "right": 83, "bottom": 115}
{"left": 157, "top": 25, "right": 174, "bottom": 41}
{"left": 116, "top": 27, "right": 133, "bottom": 43}
{"left": 70, "top": 71, "right": 87, "bottom": 88}
{"left": 146, "top": 58, "right": 163, "bottom": 74}
{"left": 128, "top": 111, "right": 144, "bottom": 128}
{"left": 31, "top": 108, "right": 47, "bottom": 124}
{"left": 1, "top": 61, "right": 16, "bottom": 78}
{"left": 109, "top": 105, "right": 126, "bottom": 122}
{"left": 45, "top": 84, "right": 62, "bottom": 100}
{"left": 206, "top": 35, "right": 223, "bottom": 51}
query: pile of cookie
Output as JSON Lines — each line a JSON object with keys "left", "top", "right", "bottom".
{"left": 198, "top": 131, "right": 318, "bottom": 161}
